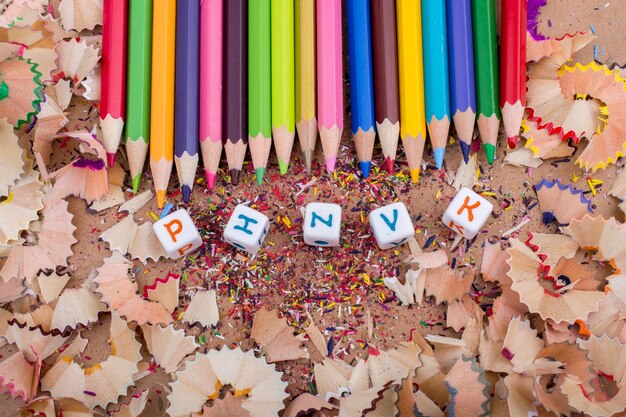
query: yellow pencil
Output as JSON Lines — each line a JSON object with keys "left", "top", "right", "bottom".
{"left": 396, "top": 0, "right": 426, "bottom": 183}
{"left": 295, "top": 0, "right": 317, "bottom": 171}
{"left": 150, "top": 0, "right": 176, "bottom": 208}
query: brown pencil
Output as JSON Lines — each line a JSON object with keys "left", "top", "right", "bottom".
{"left": 295, "top": 0, "right": 317, "bottom": 171}
{"left": 371, "top": 0, "right": 400, "bottom": 174}
{"left": 223, "top": 0, "right": 248, "bottom": 185}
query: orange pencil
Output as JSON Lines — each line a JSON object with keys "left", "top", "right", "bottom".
{"left": 150, "top": 0, "right": 176, "bottom": 208}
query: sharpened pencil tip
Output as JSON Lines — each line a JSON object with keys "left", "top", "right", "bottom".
{"left": 278, "top": 161, "right": 288, "bottom": 175}
{"left": 383, "top": 157, "right": 395, "bottom": 174}
{"left": 181, "top": 185, "right": 191, "bottom": 203}
{"left": 255, "top": 167, "right": 265, "bottom": 186}
{"left": 433, "top": 148, "right": 445, "bottom": 170}
{"left": 303, "top": 150, "right": 313, "bottom": 172}
{"left": 409, "top": 168, "right": 420, "bottom": 183}
{"left": 460, "top": 142, "right": 471, "bottom": 164}
{"left": 359, "top": 161, "right": 371, "bottom": 178}
{"left": 106, "top": 152, "right": 116, "bottom": 168}
{"left": 325, "top": 157, "right": 336, "bottom": 174}
{"left": 156, "top": 191, "right": 167, "bottom": 209}
{"left": 230, "top": 169, "right": 240, "bottom": 185}
{"left": 483, "top": 144, "right": 496, "bottom": 165}
{"left": 507, "top": 136, "right": 518, "bottom": 149}
{"left": 205, "top": 170, "right": 217, "bottom": 190}
{"left": 131, "top": 173, "right": 142, "bottom": 194}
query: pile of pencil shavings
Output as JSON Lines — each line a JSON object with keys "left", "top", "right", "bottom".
{"left": 0, "top": 2, "right": 625, "bottom": 417}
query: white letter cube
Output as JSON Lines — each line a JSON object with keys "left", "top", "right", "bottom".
{"left": 153, "top": 209, "right": 203, "bottom": 259}
{"left": 303, "top": 203, "right": 342, "bottom": 247}
{"left": 369, "top": 202, "right": 415, "bottom": 249}
{"left": 442, "top": 187, "right": 493, "bottom": 240}
{"left": 224, "top": 204, "right": 270, "bottom": 254}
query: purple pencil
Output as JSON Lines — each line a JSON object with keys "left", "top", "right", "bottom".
{"left": 447, "top": 0, "right": 476, "bottom": 163}
{"left": 223, "top": 0, "right": 248, "bottom": 185}
{"left": 175, "top": 0, "right": 200, "bottom": 202}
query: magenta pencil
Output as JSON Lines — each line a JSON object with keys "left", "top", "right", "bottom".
{"left": 200, "top": 0, "right": 223, "bottom": 190}
{"left": 316, "top": 0, "right": 343, "bottom": 173}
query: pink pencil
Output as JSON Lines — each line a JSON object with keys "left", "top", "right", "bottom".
{"left": 316, "top": 0, "right": 343, "bottom": 173}
{"left": 200, "top": 0, "right": 223, "bottom": 190}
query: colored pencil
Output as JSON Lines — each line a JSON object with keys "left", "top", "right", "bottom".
{"left": 150, "top": 0, "right": 176, "bottom": 209}
{"left": 100, "top": 0, "right": 128, "bottom": 168}
{"left": 271, "top": 0, "right": 295, "bottom": 175}
{"left": 500, "top": 0, "right": 527, "bottom": 149}
{"left": 223, "top": 0, "right": 248, "bottom": 185}
{"left": 396, "top": 0, "right": 427, "bottom": 183}
{"left": 125, "top": 0, "right": 152, "bottom": 193}
{"left": 347, "top": 0, "right": 376, "bottom": 178}
{"left": 371, "top": 0, "right": 400, "bottom": 174}
{"left": 473, "top": 0, "right": 501, "bottom": 164}
{"left": 295, "top": 0, "right": 317, "bottom": 172}
{"left": 422, "top": 0, "right": 451, "bottom": 170}
{"left": 447, "top": 0, "right": 476, "bottom": 164}
{"left": 316, "top": 0, "right": 343, "bottom": 173}
{"left": 200, "top": 0, "right": 223, "bottom": 190}
{"left": 249, "top": 0, "right": 272, "bottom": 186}
{"left": 174, "top": 0, "right": 200, "bottom": 203}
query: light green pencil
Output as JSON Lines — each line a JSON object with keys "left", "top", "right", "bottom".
{"left": 249, "top": 0, "right": 272, "bottom": 185}
{"left": 271, "top": 0, "right": 295, "bottom": 174}
{"left": 126, "top": 0, "right": 153, "bottom": 193}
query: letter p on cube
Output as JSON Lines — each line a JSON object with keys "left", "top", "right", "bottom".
{"left": 153, "top": 209, "right": 203, "bottom": 259}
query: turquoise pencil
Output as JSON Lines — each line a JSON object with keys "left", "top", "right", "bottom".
{"left": 421, "top": 0, "right": 450, "bottom": 169}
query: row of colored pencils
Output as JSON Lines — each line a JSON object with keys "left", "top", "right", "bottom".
{"left": 99, "top": 0, "right": 527, "bottom": 207}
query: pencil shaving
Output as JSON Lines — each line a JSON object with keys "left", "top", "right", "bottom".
{"left": 535, "top": 179, "right": 593, "bottom": 225}
{"left": 88, "top": 164, "right": 126, "bottom": 212}
{"left": 0, "top": 350, "right": 40, "bottom": 402}
{"left": 93, "top": 252, "right": 172, "bottom": 325}
{"left": 0, "top": 118, "right": 24, "bottom": 197}
{"left": 534, "top": 342, "right": 595, "bottom": 416}
{"left": 191, "top": 394, "right": 252, "bottom": 417}
{"left": 396, "top": 372, "right": 443, "bottom": 417}
{"left": 33, "top": 94, "right": 69, "bottom": 165}
{"left": 181, "top": 289, "right": 219, "bottom": 328}
{"left": 424, "top": 266, "right": 474, "bottom": 305}
{"left": 50, "top": 285, "right": 105, "bottom": 332}
{"left": 34, "top": 270, "right": 70, "bottom": 304}
{"left": 17, "top": 397, "right": 92, "bottom": 417}
{"left": 100, "top": 216, "right": 167, "bottom": 263}
{"left": 141, "top": 324, "right": 198, "bottom": 373}
{"left": 57, "top": 0, "right": 103, "bottom": 33}
{"left": 0, "top": 196, "right": 76, "bottom": 288}
{"left": 521, "top": 117, "right": 575, "bottom": 159}
{"left": 565, "top": 214, "right": 626, "bottom": 272}
{"left": 111, "top": 390, "right": 149, "bottom": 417}
{"left": 143, "top": 273, "right": 179, "bottom": 313}
{"left": 251, "top": 307, "right": 308, "bottom": 363}
{"left": 41, "top": 312, "right": 141, "bottom": 409}
{"left": 55, "top": 38, "right": 100, "bottom": 87}
{"left": 0, "top": 57, "right": 43, "bottom": 128}
{"left": 282, "top": 393, "right": 337, "bottom": 417}
{"left": 0, "top": 163, "right": 44, "bottom": 247}
{"left": 609, "top": 168, "right": 626, "bottom": 215}
{"left": 507, "top": 239, "right": 605, "bottom": 323}
{"left": 560, "top": 335, "right": 626, "bottom": 417}
{"left": 481, "top": 240, "right": 511, "bottom": 284}
{"left": 48, "top": 130, "right": 109, "bottom": 203}
{"left": 444, "top": 356, "right": 490, "bottom": 417}
{"left": 166, "top": 347, "right": 289, "bottom": 417}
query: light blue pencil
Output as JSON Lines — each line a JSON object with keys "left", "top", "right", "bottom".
{"left": 421, "top": 0, "right": 450, "bottom": 169}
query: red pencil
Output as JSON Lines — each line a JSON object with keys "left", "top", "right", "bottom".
{"left": 500, "top": 0, "right": 526, "bottom": 149}
{"left": 100, "top": 0, "right": 128, "bottom": 167}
